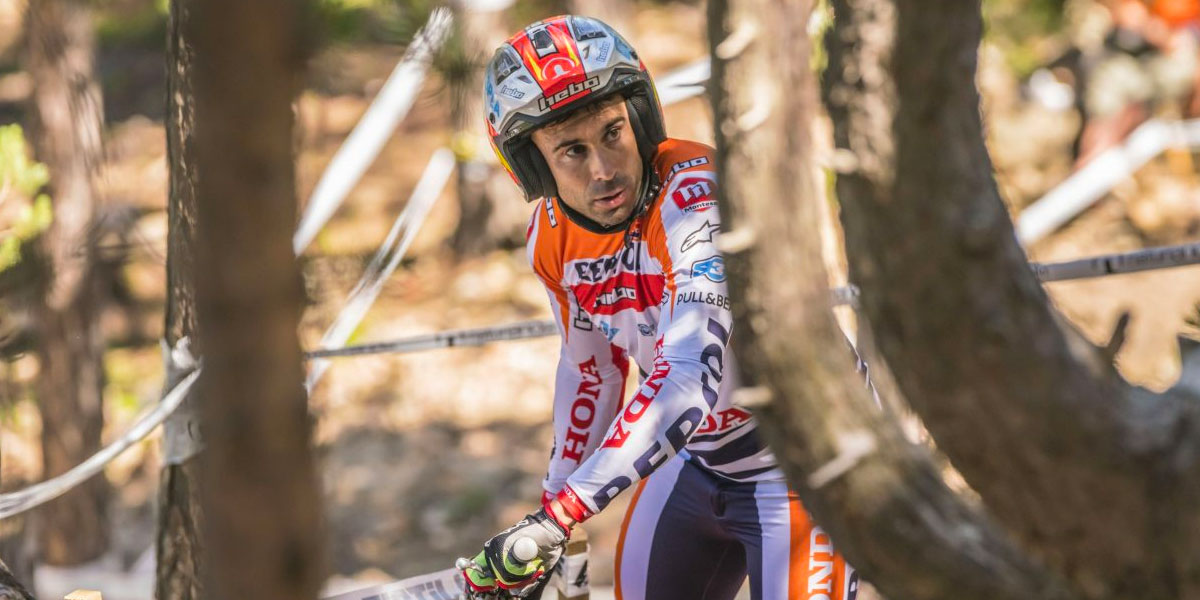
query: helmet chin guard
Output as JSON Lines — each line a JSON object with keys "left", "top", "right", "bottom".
{"left": 484, "top": 15, "right": 667, "bottom": 203}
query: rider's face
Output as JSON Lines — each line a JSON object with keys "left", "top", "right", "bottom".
{"left": 530, "top": 98, "right": 644, "bottom": 227}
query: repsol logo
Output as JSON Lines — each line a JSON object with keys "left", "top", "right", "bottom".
{"left": 562, "top": 358, "right": 603, "bottom": 463}
{"left": 591, "top": 320, "right": 730, "bottom": 512}
{"left": 573, "top": 243, "right": 642, "bottom": 283}
{"left": 538, "top": 76, "right": 601, "bottom": 112}
{"left": 600, "top": 357, "right": 670, "bottom": 450}
{"left": 700, "top": 318, "right": 731, "bottom": 409}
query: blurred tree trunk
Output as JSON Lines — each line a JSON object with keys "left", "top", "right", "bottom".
{"left": 0, "top": 556, "right": 34, "bottom": 600}
{"left": 23, "top": 0, "right": 109, "bottom": 566}
{"left": 709, "top": 1, "right": 1070, "bottom": 598}
{"left": 448, "top": 0, "right": 509, "bottom": 256}
{"left": 189, "top": 0, "right": 324, "bottom": 598}
{"left": 708, "top": 0, "right": 1200, "bottom": 597}
{"left": 155, "top": 0, "right": 204, "bottom": 597}
{"left": 567, "top": 0, "right": 631, "bottom": 35}
{"left": 0, "top": 447, "right": 34, "bottom": 593}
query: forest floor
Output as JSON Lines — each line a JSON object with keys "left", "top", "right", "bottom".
{"left": 2, "top": 3, "right": 1200, "bottom": 599}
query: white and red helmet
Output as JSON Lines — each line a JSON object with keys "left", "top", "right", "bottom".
{"left": 484, "top": 15, "right": 667, "bottom": 202}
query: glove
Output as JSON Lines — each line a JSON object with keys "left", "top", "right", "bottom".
{"left": 460, "top": 506, "right": 570, "bottom": 594}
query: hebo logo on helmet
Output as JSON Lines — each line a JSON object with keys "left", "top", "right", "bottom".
{"left": 485, "top": 15, "right": 666, "bottom": 201}
{"left": 537, "top": 76, "right": 601, "bottom": 112}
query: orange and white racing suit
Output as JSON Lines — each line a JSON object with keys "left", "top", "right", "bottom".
{"left": 527, "top": 137, "right": 859, "bottom": 599}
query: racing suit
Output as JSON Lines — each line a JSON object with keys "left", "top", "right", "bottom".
{"left": 526, "top": 138, "right": 859, "bottom": 600}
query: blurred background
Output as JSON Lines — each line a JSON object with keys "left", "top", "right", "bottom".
{"left": 0, "top": 0, "right": 1198, "bottom": 597}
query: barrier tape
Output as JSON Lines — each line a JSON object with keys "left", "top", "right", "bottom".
{"left": 1017, "top": 118, "right": 1200, "bottom": 244}
{"left": 323, "top": 568, "right": 464, "bottom": 600}
{"left": 305, "top": 241, "right": 1199, "bottom": 361}
{"left": 306, "top": 320, "right": 559, "bottom": 359}
{"left": 1032, "top": 241, "right": 1200, "bottom": 282}
{"left": 322, "top": 546, "right": 589, "bottom": 600}
{"left": 293, "top": 8, "right": 453, "bottom": 254}
{"left": 0, "top": 369, "right": 200, "bottom": 520}
{"left": 305, "top": 147, "right": 455, "bottom": 392}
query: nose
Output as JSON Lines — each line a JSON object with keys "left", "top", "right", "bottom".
{"left": 587, "top": 148, "right": 618, "bottom": 184}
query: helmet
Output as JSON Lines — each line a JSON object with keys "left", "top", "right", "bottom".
{"left": 483, "top": 15, "right": 667, "bottom": 203}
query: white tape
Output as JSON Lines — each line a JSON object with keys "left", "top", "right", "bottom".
{"left": 293, "top": 8, "right": 453, "bottom": 254}
{"left": 1017, "top": 119, "right": 1200, "bottom": 244}
{"left": 321, "top": 555, "right": 589, "bottom": 600}
{"left": 0, "top": 368, "right": 200, "bottom": 520}
{"left": 323, "top": 568, "right": 464, "bottom": 600}
{"left": 656, "top": 57, "right": 711, "bottom": 106}
{"left": 306, "top": 147, "right": 456, "bottom": 392}
{"left": 162, "top": 337, "right": 204, "bottom": 465}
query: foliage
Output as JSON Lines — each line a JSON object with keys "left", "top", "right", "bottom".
{"left": 94, "top": 0, "right": 168, "bottom": 49}
{"left": 983, "top": 0, "right": 1069, "bottom": 77}
{"left": 0, "top": 125, "right": 52, "bottom": 275}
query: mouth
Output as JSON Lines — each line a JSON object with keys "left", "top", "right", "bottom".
{"left": 592, "top": 188, "right": 628, "bottom": 210}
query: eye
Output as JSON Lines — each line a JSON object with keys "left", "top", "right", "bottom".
{"left": 564, "top": 144, "right": 586, "bottom": 158}
{"left": 604, "top": 126, "right": 621, "bottom": 142}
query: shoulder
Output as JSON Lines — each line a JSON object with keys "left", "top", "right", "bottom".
{"left": 525, "top": 197, "right": 567, "bottom": 285}
{"left": 642, "top": 139, "right": 720, "bottom": 258}
{"left": 649, "top": 139, "right": 719, "bottom": 230}
{"left": 652, "top": 139, "right": 715, "bottom": 185}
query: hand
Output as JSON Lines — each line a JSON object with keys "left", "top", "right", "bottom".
{"left": 470, "top": 506, "right": 570, "bottom": 592}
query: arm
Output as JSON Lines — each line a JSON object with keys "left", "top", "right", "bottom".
{"left": 541, "top": 283, "right": 629, "bottom": 501}
{"left": 553, "top": 167, "right": 734, "bottom": 523}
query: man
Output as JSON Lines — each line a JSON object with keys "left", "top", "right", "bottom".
{"left": 461, "top": 15, "right": 860, "bottom": 600}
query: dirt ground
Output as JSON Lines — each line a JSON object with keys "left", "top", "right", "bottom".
{"left": 0, "top": 2, "right": 1198, "bottom": 599}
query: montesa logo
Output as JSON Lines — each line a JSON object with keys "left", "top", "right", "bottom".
{"left": 538, "top": 76, "right": 601, "bottom": 112}
{"left": 672, "top": 175, "right": 717, "bottom": 213}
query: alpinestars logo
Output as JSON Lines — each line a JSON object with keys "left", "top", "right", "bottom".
{"left": 538, "top": 76, "right": 601, "bottom": 112}
{"left": 681, "top": 220, "right": 720, "bottom": 252}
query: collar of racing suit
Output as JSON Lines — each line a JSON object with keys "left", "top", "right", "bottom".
{"left": 554, "top": 162, "right": 662, "bottom": 249}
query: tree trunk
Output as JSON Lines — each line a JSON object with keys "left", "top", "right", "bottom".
{"left": 709, "top": 0, "right": 1075, "bottom": 598}
{"left": 155, "top": 0, "right": 204, "bottom": 597}
{"left": 189, "top": 0, "right": 324, "bottom": 598}
{"left": 0, "top": 448, "right": 35, "bottom": 596}
{"left": 0, "top": 557, "right": 34, "bottom": 600}
{"left": 819, "top": 0, "right": 1200, "bottom": 597}
{"left": 448, "top": 0, "right": 509, "bottom": 256}
{"left": 24, "top": 0, "right": 109, "bottom": 566}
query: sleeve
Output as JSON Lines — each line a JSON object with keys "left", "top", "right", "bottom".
{"left": 555, "top": 165, "right": 733, "bottom": 521}
{"left": 528, "top": 226, "right": 629, "bottom": 501}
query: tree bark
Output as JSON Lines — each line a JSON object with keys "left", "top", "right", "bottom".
{"left": 155, "top": 1, "right": 204, "bottom": 597}
{"left": 710, "top": 0, "right": 1077, "bottom": 598}
{"left": 24, "top": 0, "right": 109, "bottom": 566}
{"left": 448, "top": 0, "right": 508, "bottom": 256}
{"left": 189, "top": 0, "right": 324, "bottom": 598}
{"left": 822, "top": 0, "right": 1200, "bottom": 597}
{"left": 0, "top": 557, "right": 34, "bottom": 600}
